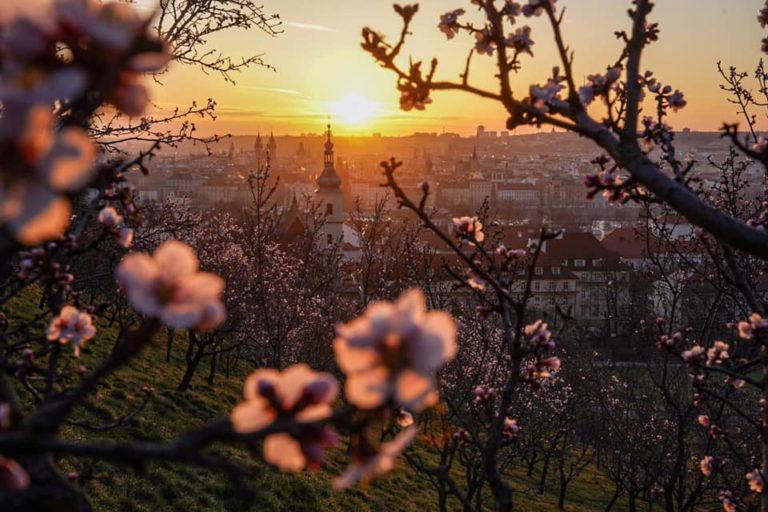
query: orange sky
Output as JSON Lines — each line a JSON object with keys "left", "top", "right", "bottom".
{"left": 142, "top": 0, "right": 766, "bottom": 137}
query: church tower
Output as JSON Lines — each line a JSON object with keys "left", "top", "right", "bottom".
{"left": 254, "top": 132, "right": 264, "bottom": 169}
{"left": 315, "top": 124, "right": 344, "bottom": 246}
{"left": 268, "top": 131, "right": 277, "bottom": 162}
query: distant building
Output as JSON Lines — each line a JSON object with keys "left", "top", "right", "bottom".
{"left": 268, "top": 131, "right": 277, "bottom": 161}
{"left": 469, "top": 178, "right": 493, "bottom": 207}
{"left": 254, "top": 132, "right": 264, "bottom": 170}
{"left": 497, "top": 183, "right": 540, "bottom": 205}
{"left": 315, "top": 124, "right": 344, "bottom": 246}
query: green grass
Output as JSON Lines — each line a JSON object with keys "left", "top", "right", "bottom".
{"left": 5, "top": 288, "right": 631, "bottom": 511}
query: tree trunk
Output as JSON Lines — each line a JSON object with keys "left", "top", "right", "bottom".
{"left": 604, "top": 488, "right": 622, "bottom": 512}
{"left": 165, "top": 329, "right": 175, "bottom": 362}
{"left": 177, "top": 346, "right": 204, "bottom": 392}
{"left": 558, "top": 475, "right": 569, "bottom": 509}
{"left": 539, "top": 454, "right": 550, "bottom": 495}
{"left": 207, "top": 351, "right": 217, "bottom": 385}
{"left": 438, "top": 479, "right": 448, "bottom": 512}
{"left": 527, "top": 449, "right": 539, "bottom": 477}
{"left": 664, "top": 487, "right": 674, "bottom": 512}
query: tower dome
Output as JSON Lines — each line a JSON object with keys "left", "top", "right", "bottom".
{"left": 316, "top": 124, "right": 341, "bottom": 190}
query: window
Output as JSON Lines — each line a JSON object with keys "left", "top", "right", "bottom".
{"left": 574, "top": 259, "right": 586, "bottom": 267}
{"left": 592, "top": 259, "right": 603, "bottom": 267}
{"left": 548, "top": 282, "right": 556, "bottom": 291}
{"left": 535, "top": 267, "right": 544, "bottom": 275}
{"left": 548, "top": 296, "right": 555, "bottom": 305}
{"left": 561, "top": 259, "right": 569, "bottom": 266}
{"left": 552, "top": 267, "right": 561, "bottom": 275}
{"left": 533, "top": 282, "right": 541, "bottom": 291}
{"left": 326, "top": 203, "right": 334, "bottom": 215}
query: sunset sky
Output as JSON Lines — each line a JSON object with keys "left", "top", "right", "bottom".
{"left": 142, "top": 0, "right": 765, "bottom": 137}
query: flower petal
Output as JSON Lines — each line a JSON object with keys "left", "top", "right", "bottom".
{"left": 264, "top": 433, "right": 306, "bottom": 472}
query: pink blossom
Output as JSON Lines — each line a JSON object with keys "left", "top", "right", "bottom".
{"left": 52, "top": 0, "right": 169, "bottom": 116}
{"left": 697, "top": 415, "right": 710, "bottom": 427}
{"left": 467, "top": 270, "right": 487, "bottom": 291}
{"left": 579, "top": 67, "right": 621, "bottom": 106}
{"left": 333, "top": 289, "right": 457, "bottom": 412}
{"left": 438, "top": 9, "right": 465, "bottom": 39}
{"left": 0, "top": 456, "right": 29, "bottom": 493}
{"left": 525, "top": 356, "right": 561, "bottom": 382}
{"left": 473, "top": 385, "right": 497, "bottom": 403}
{"left": 751, "top": 136, "right": 768, "bottom": 153}
{"left": 502, "top": 417, "right": 520, "bottom": 440}
{"left": 760, "top": 3, "right": 768, "bottom": 28}
{"left": 54, "top": 0, "right": 148, "bottom": 52}
{"left": 706, "top": 341, "right": 729, "bottom": 366}
{"left": 505, "top": 26, "right": 534, "bottom": 55}
{"left": 737, "top": 313, "right": 767, "bottom": 340}
{"left": 46, "top": 305, "right": 96, "bottom": 357}
{"left": 496, "top": 244, "right": 527, "bottom": 260}
{"left": 0, "top": 105, "right": 95, "bottom": 245}
{"left": 117, "top": 227, "right": 134, "bottom": 248}
{"left": 97, "top": 207, "right": 133, "bottom": 247}
{"left": 397, "top": 410, "right": 415, "bottom": 428}
{"left": 231, "top": 364, "right": 339, "bottom": 472}
{"left": 747, "top": 469, "right": 764, "bottom": 493}
{"left": 530, "top": 76, "right": 566, "bottom": 112}
{"left": 97, "top": 206, "right": 123, "bottom": 228}
{"left": 522, "top": 0, "right": 556, "bottom": 17}
{"left": 667, "top": 90, "right": 687, "bottom": 112}
{"left": 398, "top": 81, "right": 432, "bottom": 111}
{"left": 116, "top": 240, "right": 226, "bottom": 330}
{"left": 474, "top": 29, "right": 495, "bottom": 56}
{"left": 332, "top": 427, "right": 417, "bottom": 489}
{"left": 452, "top": 216, "right": 485, "bottom": 244}
{"left": 700, "top": 455, "right": 714, "bottom": 476}
{"left": 719, "top": 491, "right": 736, "bottom": 512}
{"left": 503, "top": 1, "right": 523, "bottom": 18}
{"left": 523, "top": 320, "right": 554, "bottom": 350}
{"left": 681, "top": 345, "right": 705, "bottom": 364}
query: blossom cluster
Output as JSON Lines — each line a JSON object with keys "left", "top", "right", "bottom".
{"left": 578, "top": 67, "right": 622, "bottom": 106}
{"left": 231, "top": 364, "right": 338, "bottom": 472}
{"left": 0, "top": 0, "right": 168, "bottom": 245}
{"left": 737, "top": 313, "right": 767, "bottom": 340}
{"left": 452, "top": 216, "right": 485, "bottom": 245}
{"left": 116, "top": 240, "right": 227, "bottom": 331}
{"left": 521, "top": 320, "right": 560, "bottom": 388}
{"left": 97, "top": 207, "right": 133, "bottom": 248}
{"left": 46, "top": 305, "right": 96, "bottom": 357}
{"left": 228, "top": 289, "right": 457, "bottom": 486}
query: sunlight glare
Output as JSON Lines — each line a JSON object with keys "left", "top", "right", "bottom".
{"left": 329, "top": 92, "right": 380, "bottom": 126}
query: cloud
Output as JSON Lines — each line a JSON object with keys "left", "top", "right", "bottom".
{"left": 242, "top": 86, "right": 305, "bottom": 96}
{"left": 284, "top": 21, "right": 339, "bottom": 33}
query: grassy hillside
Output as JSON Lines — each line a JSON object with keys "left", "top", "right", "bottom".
{"left": 6, "top": 288, "right": 629, "bottom": 511}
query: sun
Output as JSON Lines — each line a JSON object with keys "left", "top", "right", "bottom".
{"left": 329, "top": 92, "right": 380, "bottom": 126}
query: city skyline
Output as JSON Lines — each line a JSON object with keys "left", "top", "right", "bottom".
{"left": 143, "top": 0, "right": 766, "bottom": 136}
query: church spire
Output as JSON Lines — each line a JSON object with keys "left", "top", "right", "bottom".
{"left": 317, "top": 123, "right": 341, "bottom": 190}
